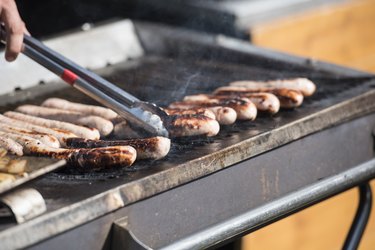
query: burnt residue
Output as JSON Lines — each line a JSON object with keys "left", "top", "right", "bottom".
{"left": 66, "top": 137, "right": 160, "bottom": 154}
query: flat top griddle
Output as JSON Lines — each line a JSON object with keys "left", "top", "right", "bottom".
{"left": 0, "top": 55, "right": 373, "bottom": 214}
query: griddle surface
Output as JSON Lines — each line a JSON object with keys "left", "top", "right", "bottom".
{"left": 0, "top": 56, "right": 374, "bottom": 231}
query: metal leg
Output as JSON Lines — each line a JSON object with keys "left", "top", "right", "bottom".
{"left": 343, "top": 183, "right": 372, "bottom": 250}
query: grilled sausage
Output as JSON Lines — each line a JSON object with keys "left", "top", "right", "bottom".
{"left": 163, "top": 108, "right": 216, "bottom": 120}
{"left": 213, "top": 86, "right": 304, "bottom": 108}
{"left": 66, "top": 136, "right": 170, "bottom": 160}
{"left": 15, "top": 105, "right": 113, "bottom": 137}
{"left": 270, "top": 89, "right": 304, "bottom": 108}
{"left": 0, "top": 135, "right": 23, "bottom": 156}
{"left": 165, "top": 105, "right": 236, "bottom": 125}
{"left": 206, "top": 106, "right": 237, "bottom": 125}
{"left": 1, "top": 132, "right": 137, "bottom": 169}
{"left": 229, "top": 78, "right": 316, "bottom": 96}
{"left": 166, "top": 114, "right": 220, "bottom": 138}
{"left": 42, "top": 98, "right": 118, "bottom": 120}
{"left": 0, "top": 123, "right": 60, "bottom": 148}
{"left": 4, "top": 111, "right": 100, "bottom": 140}
{"left": 168, "top": 102, "right": 237, "bottom": 125}
{"left": 184, "top": 93, "right": 280, "bottom": 114}
{"left": 169, "top": 98, "right": 257, "bottom": 120}
{"left": 0, "top": 114, "right": 77, "bottom": 147}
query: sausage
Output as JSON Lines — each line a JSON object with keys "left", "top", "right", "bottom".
{"left": 66, "top": 136, "right": 170, "bottom": 160}
{"left": 0, "top": 123, "right": 60, "bottom": 148}
{"left": 163, "top": 108, "right": 216, "bottom": 120}
{"left": 165, "top": 105, "right": 236, "bottom": 125}
{"left": 229, "top": 78, "right": 316, "bottom": 96}
{"left": 169, "top": 97, "right": 257, "bottom": 120}
{"left": 168, "top": 103, "right": 237, "bottom": 125}
{"left": 166, "top": 114, "right": 220, "bottom": 138}
{"left": 5, "top": 111, "right": 100, "bottom": 140}
{"left": 0, "top": 135, "right": 23, "bottom": 156}
{"left": 1, "top": 132, "right": 137, "bottom": 169}
{"left": 0, "top": 114, "right": 76, "bottom": 147}
{"left": 207, "top": 106, "right": 237, "bottom": 125}
{"left": 184, "top": 93, "right": 280, "bottom": 114}
{"left": 213, "top": 86, "right": 304, "bottom": 108}
{"left": 42, "top": 98, "right": 118, "bottom": 120}
{"left": 15, "top": 105, "right": 113, "bottom": 137}
{"left": 269, "top": 89, "right": 304, "bottom": 108}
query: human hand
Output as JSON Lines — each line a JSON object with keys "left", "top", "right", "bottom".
{"left": 0, "top": 0, "right": 26, "bottom": 61}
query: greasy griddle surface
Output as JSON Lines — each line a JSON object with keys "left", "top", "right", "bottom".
{"left": 0, "top": 56, "right": 373, "bottom": 215}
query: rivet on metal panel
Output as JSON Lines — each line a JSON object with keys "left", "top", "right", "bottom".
{"left": 0, "top": 188, "right": 46, "bottom": 223}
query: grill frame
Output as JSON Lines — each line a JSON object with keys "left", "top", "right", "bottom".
{"left": 0, "top": 20, "right": 374, "bottom": 249}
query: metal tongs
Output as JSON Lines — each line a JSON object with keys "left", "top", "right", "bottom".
{"left": 0, "top": 26, "right": 169, "bottom": 137}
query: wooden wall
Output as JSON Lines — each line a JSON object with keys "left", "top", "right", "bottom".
{"left": 242, "top": 0, "right": 375, "bottom": 249}
{"left": 251, "top": 0, "right": 375, "bottom": 73}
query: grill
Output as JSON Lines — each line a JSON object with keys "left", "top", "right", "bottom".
{"left": 0, "top": 20, "right": 374, "bottom": 249}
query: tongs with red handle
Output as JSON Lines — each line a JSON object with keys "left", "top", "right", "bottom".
{"left": 0, "top": 26, "right": 169, "bottom": 137}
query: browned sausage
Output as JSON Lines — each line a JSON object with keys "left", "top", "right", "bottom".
{"left": 166, "top": 114, "right": 220, "bottom": 138}
{"left": 184, "top": 93, "right": 280, "bottom": 114}
{"left": 229, "top": 78, "right": 316, "bottom": 96}
{"left": 2, "top": 132, "right": 137, "bottom": 169}
{"left": 163, "top": 108, "right": 216, "bottom": 120}
{"left": 66, "top": 136, "right": 170, "bottom": 160}
{"left": 169, "top": 97, "right": 257, "bottom": 121}
{"left": 213, "top": 86, "right": 304, "bottom": 108}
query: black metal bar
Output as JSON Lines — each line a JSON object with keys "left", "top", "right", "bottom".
{"left": 343, "top": 183, "right": 372, "bottom": 250}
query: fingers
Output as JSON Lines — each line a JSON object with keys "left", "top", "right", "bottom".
{"left": 1, "top": 0, "right": 26, "bottom": 62}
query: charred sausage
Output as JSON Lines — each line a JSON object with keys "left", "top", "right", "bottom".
{"left": 1, "top": 132, "right": 137, "bottom": 169}
{"left": 66, "top": 136, "right": 170, "bottom": 160}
